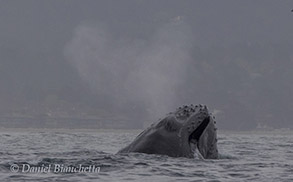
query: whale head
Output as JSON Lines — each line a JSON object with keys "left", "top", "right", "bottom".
{"left": 118, "top": 104, "right": 218, "bottom": 159}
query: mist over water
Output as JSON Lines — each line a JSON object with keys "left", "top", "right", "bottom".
{"left": 65, "top": 22, "right": 193, "bottom": 121}
{"left": 1, "top": 0, "right": 293, "bottom": 130}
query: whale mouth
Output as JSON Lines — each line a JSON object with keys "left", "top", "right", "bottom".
{"left": 188, "top": 117, "right": 210, "bottom": 158}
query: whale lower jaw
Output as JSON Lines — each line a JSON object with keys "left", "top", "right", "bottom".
{"left": 190, "top": 142, "right": 204, "bottom": 159}
{"left": 188, "top": 117, "right": 210, "bottom": 158}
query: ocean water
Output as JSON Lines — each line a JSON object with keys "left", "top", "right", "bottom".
{"left": 0, "top": 128, "right": 292, "bottom": 182}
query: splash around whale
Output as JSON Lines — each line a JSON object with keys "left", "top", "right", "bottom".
{"left": 118, "top": 104, "right": 218, "bottom": 159}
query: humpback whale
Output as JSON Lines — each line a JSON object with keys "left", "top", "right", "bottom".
{"left": 118, "top": 104, "right": 218, "bottom": 159}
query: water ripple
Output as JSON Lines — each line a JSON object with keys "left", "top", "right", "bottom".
{"left": 0, "top": 130, "right": 292, "bottom": 181}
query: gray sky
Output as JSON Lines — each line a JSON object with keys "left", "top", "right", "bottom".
{"left": 0, "top": 0, "right": 293, "bottom": 130}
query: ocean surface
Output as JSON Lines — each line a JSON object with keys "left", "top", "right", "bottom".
{"left": 0, "top": 128, "right": 292, "bottom": 182}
